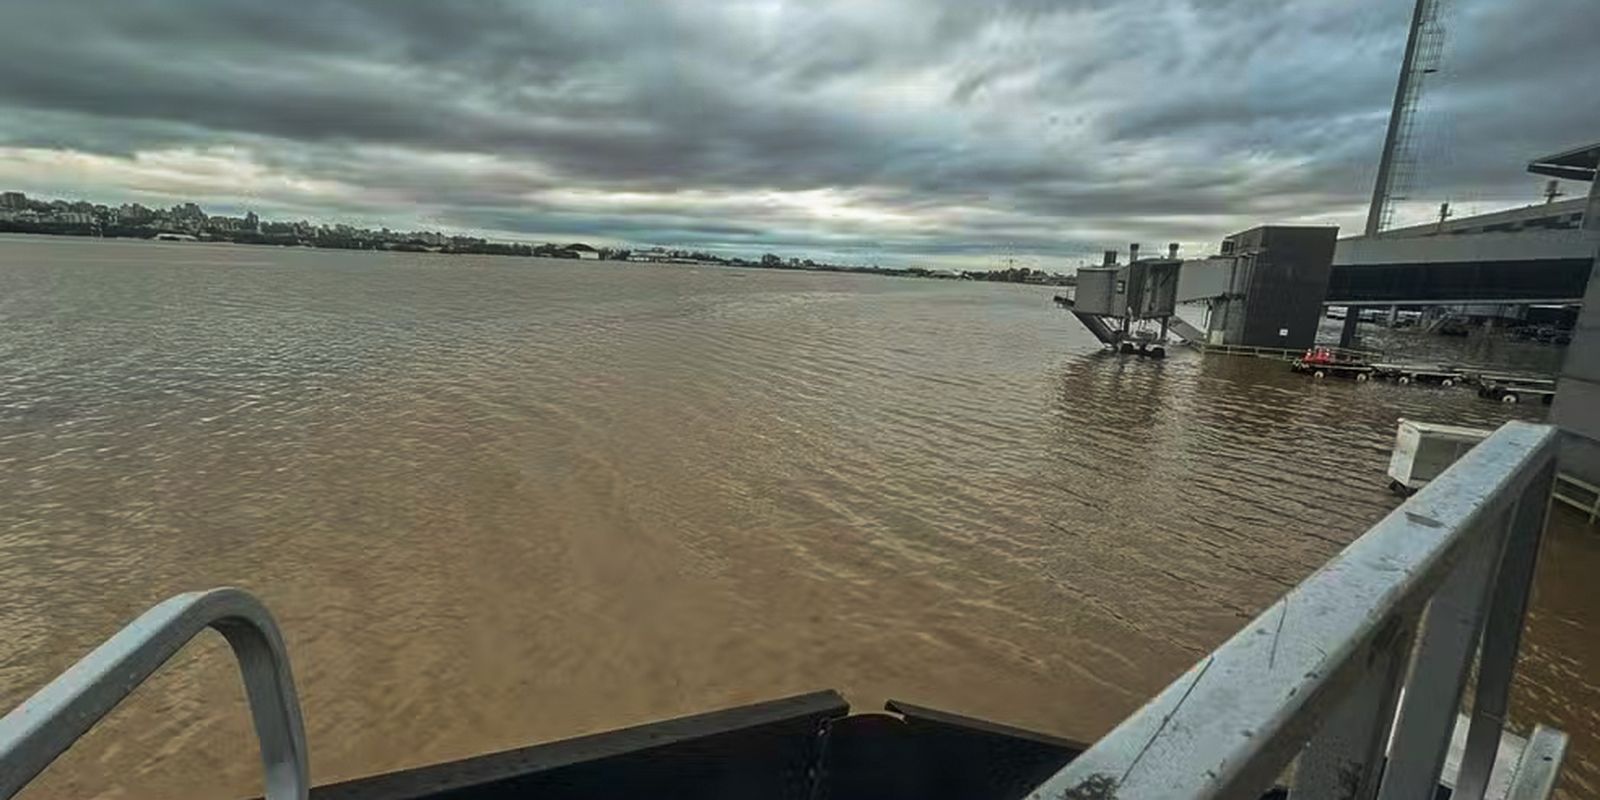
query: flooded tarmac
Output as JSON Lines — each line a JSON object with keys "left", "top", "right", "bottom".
{"left": 1, "top": 235, "right": 1594, "bottom": 798}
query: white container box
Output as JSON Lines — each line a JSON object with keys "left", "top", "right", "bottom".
{"left": 1387, "top": 418, "right": 1493, "bottom": 495}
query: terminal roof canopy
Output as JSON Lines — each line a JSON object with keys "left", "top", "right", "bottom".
{"left": 1528, "top": 141, "right": 1600, "bottom": 182}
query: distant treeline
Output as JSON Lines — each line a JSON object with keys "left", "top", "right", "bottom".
{"left": 0, "top": 222, "right": 584, "bottom": 258}
{"left": 0, "top": 222, "right": 1075, "bottom": 284}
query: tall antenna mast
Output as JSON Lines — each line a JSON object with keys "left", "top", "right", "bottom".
{"left": 1366, "top": 0, "right": 1448, "bottom": 236}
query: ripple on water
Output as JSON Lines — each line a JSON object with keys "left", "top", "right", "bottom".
{"left": 0, "top": 236, "right": 1589, "bottom": 799}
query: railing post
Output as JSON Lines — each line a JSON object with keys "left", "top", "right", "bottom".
{"left": 1021, "top": 422, "right": 1559, "bottom": 800}
{"left": 1290, "top": 613, "right": 1416, "bottom": 800}
{"left": 1454, "top": 461, "right": 1556, "bottom": 800}
{"left": 1376, "top": 512, "right": 1509, "bottom": 800}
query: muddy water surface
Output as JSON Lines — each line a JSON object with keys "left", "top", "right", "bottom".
{"left": 1, "top": 235, "right": 1593, "bottom": 798}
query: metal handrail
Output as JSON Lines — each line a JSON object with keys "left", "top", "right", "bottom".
{"left": 1553, "top": 472, "right": 1600, "bottom": 524}
{"left": 1193, "top": 343, "right": 1304, "bottom": 360}
{"left": 1026, "top": 421, "right": 1561, "bottom": 799}
{"left": 0, "top": 588, "right": 308, "bottom": 799}
{"left": 1191, "top": 342, "right": 1387, "bottom": 362}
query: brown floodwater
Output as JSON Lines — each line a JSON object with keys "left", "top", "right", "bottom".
{"left": 1, "top": 235, "right": 1595, "bottom": 798}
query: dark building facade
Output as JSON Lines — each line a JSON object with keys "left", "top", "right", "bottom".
{"left": 1327, "top": 257, "right": 1594, "bottom": 305}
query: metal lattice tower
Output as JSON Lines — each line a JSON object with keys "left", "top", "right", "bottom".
{"left": 1366, "top": 0, "right": 1449, "bottom": 236}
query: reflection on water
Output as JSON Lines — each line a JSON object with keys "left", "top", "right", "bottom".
{"left": 0, "top": 235, "right": 1593, "bottom": 798}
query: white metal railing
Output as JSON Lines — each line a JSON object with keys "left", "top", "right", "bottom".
{"left": 0, "top": 588, "right": 308, "bottom": 799}
{"left": 1553, "top": 472, "right": 1600, "bottom": 524}
{"left": 1027, "top": 420, "right": 1564, "bottom": 800}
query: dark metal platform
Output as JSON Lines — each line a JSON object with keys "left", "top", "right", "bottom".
{"left": 293, "top": 691, "right": 1088, "bottom": 800}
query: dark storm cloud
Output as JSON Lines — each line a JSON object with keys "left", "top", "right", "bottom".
{"left": 0, "top": 0, "right": 1594, "bottom": 265}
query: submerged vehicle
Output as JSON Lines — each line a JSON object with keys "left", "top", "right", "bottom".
{"left": 1292, "top": 346, "right": 1375, "bottom": 380}
{"left": 1477, "top": 374, "right": 1559, "bottom": 405}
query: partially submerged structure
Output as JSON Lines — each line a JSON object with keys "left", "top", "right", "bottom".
{"left": 1185, "top": 226, "right": 1339, "bottom": 351}
{"left": 1056, "top": 247, "right": 1182, "bottom": 357}
{"left": 1057, "top": 226, "right": 1338, "bottom": 355}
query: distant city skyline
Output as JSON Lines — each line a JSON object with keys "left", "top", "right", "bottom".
{"left": 0, "top": 1, "right": 1596, "bottom": 267}
{"left": 0, "top": 187, "right": 1077, "bottom": 283}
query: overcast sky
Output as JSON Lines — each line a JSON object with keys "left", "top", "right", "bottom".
{"left": 0, "top": 0, "right": 1594, "bottom": 267}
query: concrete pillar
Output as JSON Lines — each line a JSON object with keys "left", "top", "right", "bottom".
{"left": 1339, "top": 307, "right": 1361, "bottom": 348}
{"left": 1550, "top": 175, "right": 1600, "bottom": 484}
{"left": 1387, "top": 306, "right": 1400, "bottom": 327}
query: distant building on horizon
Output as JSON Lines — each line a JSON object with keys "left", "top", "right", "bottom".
{"left": 563, "top": 243, "right": 600, "bottom": 260}
{"left": 118, "top": 203, "right": 152, "bottom": 221}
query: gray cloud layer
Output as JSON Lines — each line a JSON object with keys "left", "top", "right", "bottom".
{"left": 0, "top": 0, "right": 1594, "bottom": 265}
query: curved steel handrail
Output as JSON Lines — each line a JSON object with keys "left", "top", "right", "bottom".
{"left": 0, "top": 588, "right": 309, "bottom": 799}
